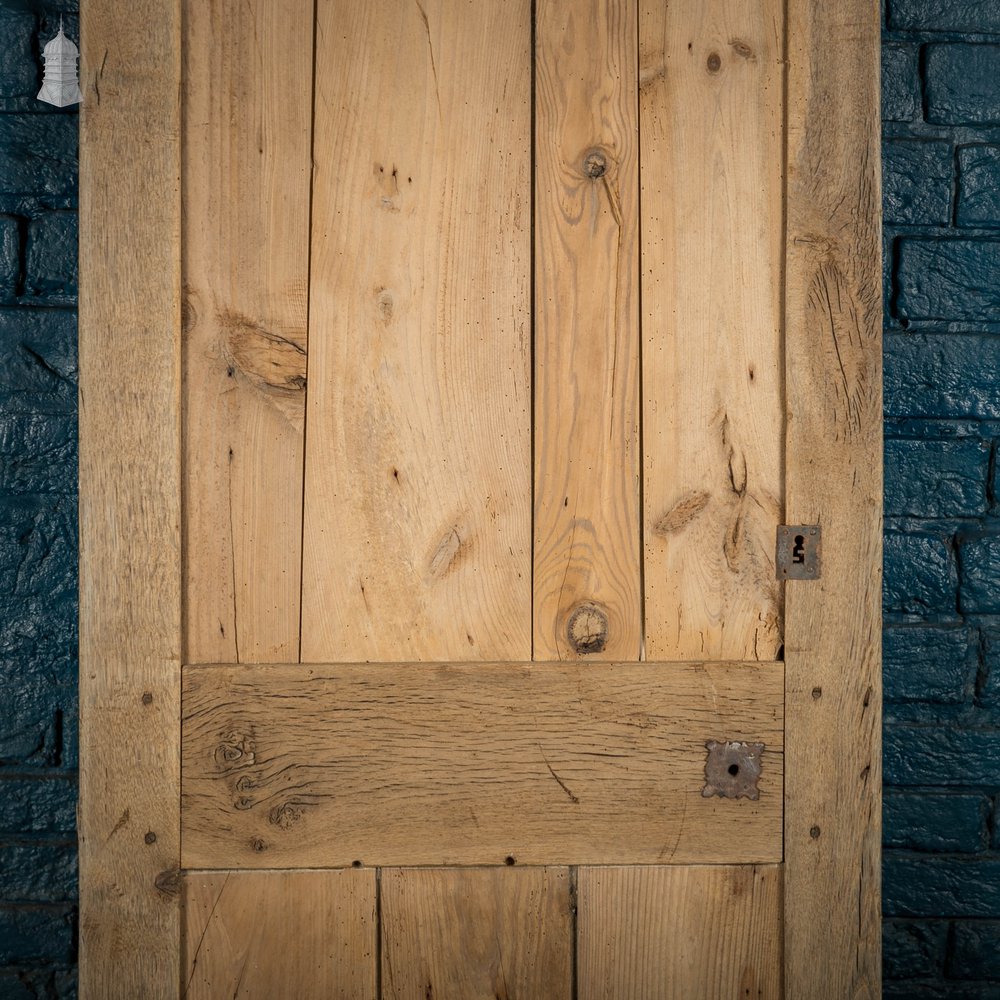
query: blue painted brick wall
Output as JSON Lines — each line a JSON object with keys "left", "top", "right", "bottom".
{"left": 0, "top": 3, "right": 79, "bottom": 998}
{"left": 0, "top": 0, "right": 998, "bottom": 996}
{"left": 884, "top": 0, "right": 1000, "bottom": 996}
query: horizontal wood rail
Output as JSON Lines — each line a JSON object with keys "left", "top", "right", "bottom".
{"left": 182, "top": 661, "right": 783, "bottom": 868}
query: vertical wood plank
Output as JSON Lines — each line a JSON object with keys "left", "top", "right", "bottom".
{"left": 301, "top": 0, "right": 532, "bottom": 662}
{"left": 640, "top": 0, "right": 784, "bottom": 661}
{"left": 381, "top": 868, "right": 573, "bottom": 1000}
{"left": 183, "top": 870, "right": 376, "bottom": 998}
{"left": 533, "top": 0, "right": 641, "bottom": 662}
{"left": 182, "top": 0, "right": 313, "bottom": 664}
{"left": 78, "top": 0, "right": 182, "bottom": 994}
{"left": 577, "top": 865, "right": 782, "bottom": 1000}
{"left": 784, "top": 0, "right": 882, "bottom": 994}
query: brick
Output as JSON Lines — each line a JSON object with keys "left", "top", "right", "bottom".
{"left": 0, "top": 907, "right": 73, "bottom": 965}
{"left": 896, "top": 240, "right": 1000, "bottom": 324}
{"left": 23, "top": 213, "right": 76, "bottom": 304}
{"left": 883, "top": 919, "right": 948, "bottom": 979}
{"left": 885, "top": 335, "right": 1000, "bottom": 419}
{"left": 884, "top": 984, "right": 1000, "bottom": 1000}
{"left": 884, "top": 437, "right": 989, "bottom": 517}
{"left": 884, "top": 792, "right": 989, "bottom": 852}
{"left": 890, "top": 0, "right": 1000, "bottom": 32}
{"left": 0, "top": 779, "right": 76, "bottom": 836}
{"left": 0, "top": 415, "right": 76, "bottom": 496}
{"left": 882, "top": 44, "right": 921, "bottom": 123}
{"left": 960, "top": 535, "right": 1000, "bottom": 612}
{"left": 978, "top": 627, "right": 1000, "bottom": 708}
{"left": 0, "top": 682, "right": 66, "bottom": 768}
{"left": 883, "top": 532, "right": 956, "bottom": 615}
{"left": 883, "top": 141, "right": 953, "bottom": 226}
{"left": 884, "top": 626, "right": 973, "bottom": 703}
{"left": 0, "top": 969, "right": 77, "bottom": 1000}
{"left": 885, "top": 855, "right": 1000, "bottom": 917}
{"left": 0, "top": 308, "right": 77, "bottom": 411}
{"left": 957, "top": 145, "right": 1000, "bottom": 229}
{"left": 0, "top": 116, "right": 77, "bottom": 202}
{"left": 0, "top": 217, "right": 18, "bottom": 304}
{"left": 949, "top": 921, "right": 1000, "bottom": 979}
{"left": 885, "top": 724, "right": 1000, "bottom": 785}
{"left": 925, "top": 45, "right": 1000, "bottom": 125}
{"left": 0, "top": 498, "right": 76, "bottom": 604}
{"left": 0, "top": 10, "right": 39, "bottom": 100}
{"left": 0, "top": 844, "right": 76, "bottom": 903}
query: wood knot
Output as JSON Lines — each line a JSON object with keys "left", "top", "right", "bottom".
{"left": 706, "top": 52, "right": 722, "bottom": 73}
{"left": 268, "top": 803, "right": 303, "bottom": 829}
{"left": 214, "top": 731, "right": 255, "bottom": 769}
{"left": 218, "top": 309, "right": 306, "bottom": 394}
{"left": 154, "top": 868, "right": 181, "bottom": 899}
{"left": 583, "top": 149, "right": 608, "bottom": 179}
{"left": 567, "top": 604, "right": 609, "bottom": 655}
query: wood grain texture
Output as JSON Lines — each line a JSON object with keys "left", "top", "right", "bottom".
{"left": 182, "top": 870, "right": 376, "bottom": 998}
{"left": 78, "top": 0, "right": 182, "bottom": 994}
{"left": 640, "top": 0, "right": 784, "bottom": 661}
{"left": 182, "top": 0, "right": 313, "bottom": 664}
{"left": 577, "top": 865, "right": 782, "bottom": 999}
{"left": 181, "top": 660, "right": 783, "bottom": 868}
{"left": 533, "top": 0, "right": 641, "bottom": 661}
{"left": 783, "top": 0, "right": 883, "bottom": 994}
{"left": 381, "top": 868, "right": 572, "bottom": 1000}
{"left": 301, "top": 0, "right": 532, "bottom": 662}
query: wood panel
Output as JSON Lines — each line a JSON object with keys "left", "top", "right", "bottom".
{"left": 640, "top": 0, "right": 784, "bottom": 661}
{"left": 783, "top": 0, "right": 883, "bottom": 994}
{"left": 181, "top": 660, "right": 783, "bottom": 868}
{"left": 577, "top": 865, "right": 782, "bottom": 999}
{"left": 533, "top": 0, "right": 641, "bottom": 661}
{"left": 183, "top": 870, "right": 376, "bottom": 998}
{"left": 381, "top": 868, "right": 572, "bottom": 1000}
{"left": 78, "top": 0, "right": 182, "bottom": 994}
{"left": 182, "top": 0, "right": 313, "bottom": 664}
{"left": 300, "top": 0, "right": 532, "bottom": 662}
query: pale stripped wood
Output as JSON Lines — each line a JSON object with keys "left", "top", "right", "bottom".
{"left": 182, "top": 0, "right": 312, "bottom": 664}
{"left": 181, "top": 660, "right": 783, "bottom": 868}
{"left": 784, "top": 0, "right": 883, "bottom": 995}
{"left": 381, "top": 868, "right": 572, "bottom": 1000}
{"left": 640, "top": 0, "right": 784, "bottom": 661}
{"left": 78, "top": 0, "right": 182, "bottom": 994}
{"left": 183, "top": 869, "right": 376, "bottom": 998}
{"left": 577, "top": 865, "right": 782, "bottom": 999}
{"left": 534, "top": 0, "right": 641, "bottom": 661}
{"left": 301, "top": 0, "right": 532, "bottom": 661}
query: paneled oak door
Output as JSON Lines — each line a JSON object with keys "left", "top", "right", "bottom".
{"left": 78, "top": 0, "right": 882, "bottom": 997}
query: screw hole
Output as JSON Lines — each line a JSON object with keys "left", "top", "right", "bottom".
{"left": 728, "top": 763, "right": 740, "bottom": 776}
{"left": 504, "top": 855, "right": 516, "bottom": 866}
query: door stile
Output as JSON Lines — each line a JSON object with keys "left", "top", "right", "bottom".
{"left": 79, "top": 0, "right": 184, "bottom": 996}
{"left": 783, "top": 0, "right": 883, "bottom": 994}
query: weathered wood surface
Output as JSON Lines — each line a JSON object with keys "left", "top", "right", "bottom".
{"left": 78, "top": 0, "right": 182, "bottom": 994}
{"left": 783, "top": 0, "right": 883, "bottom": 994}
{"left": 533, "top": 0, "right": 642, "bottom": 661}
{"left": 183, "top": 869, "right": 376, "bottom": 998}
{"left": 577, "top": 865, "right": 782, "bottom": 999}
{"left": 640, "top": 0, "right": 784, "bottom": 661}
{"left": 381, "top": 868, "right": 572, "bottom": 999}
{"left": 183, "top": 0, "right": 313, "bottom": 664}
{"left": 181, "top": 660, "right": 783, "bottom": 868}
{"left": 301, "top": 0, "right": 533, "bottom": 662}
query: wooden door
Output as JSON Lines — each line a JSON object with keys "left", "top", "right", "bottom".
{"left": 78, "top": 0, "right": 882, "bottom": 997}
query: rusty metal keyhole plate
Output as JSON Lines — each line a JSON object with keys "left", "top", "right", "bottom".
{"left": 702, "top": 740, "right": 764, "bottom": 800}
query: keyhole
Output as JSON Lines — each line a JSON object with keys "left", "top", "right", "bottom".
{"left": 792, "top": 534, "right": 806, "bottom": 564}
